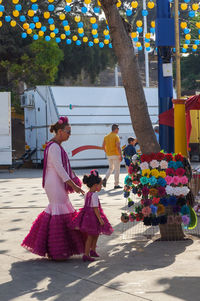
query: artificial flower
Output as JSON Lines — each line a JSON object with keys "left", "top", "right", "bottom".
{"left": 149, "top": 176, "right": 157, "bottom": 186}
{"left": 157, "top": 204, "right": 165, "bottom": 215}
{"left": 180, "top": 176, "right": 188, "bottom": 185}
{"left": 165, "top": 153, "right": 173, "bottom": 162}
{"left": 165, "top": 175, "right": 173, "bottom": 185}
{"left": 142, "top": 169, "right": 151, "bottom": 177}
{"left": 158, "top": 186, "right": 166, "bottom": 196}
{"left": 142, "top": 186, "right": 149, "bottom": 196}
{"left": 140, "top": 176, "right": 149, "bottom": 185}
{"left": 175, "top": 168, "right": 185, "bottom": 177}
{"left": 182, "top": 215, "right": 190, "bottom": 225}
{"left": 150, "top": 160, "right": 159, "bottom": 169}
{"left": 166, "top": 168, "right": 175, "bottom": 176}
{"left": 129, "top": 213, "right": 136, "bottom": 222}
{"left": 150, "top": 204, "right": 158, "bottom": 214}
{"left": 142, "top": 206, "right": 151, "bottom": 217}
{"left": 150, "top": 169, "right": 160, "bottom": 178}
{"left": 168, "top": 161, "right": 175, "bottom": 169}
{"left": 160, "top": 197, "right": 168, "bottom": 206}
{"left": 128, "top": 165, "right": 134, "bottom": 174}
{"left": 168, "top": 196, "right": 177, "bottom": 206}
{"left": 166, "top": 185, "right": 174, "bottom": 195}
{"left": 144, "top": 199, "right": 152, "bottom": 206}
{"left": 173, "top": 176, "right": 181, "bottom": 186}
{"left": 175, "top": 161, "right": 183, "bottom": 168}
{"left": 160, "top": 160, "right": 168, "bottom": 169}
{"left": 175, "top": 153, "right": 184, "bottom": 162}
{"left": 173, "top": 205, "right": 181, "bottom": 214}
{"left": 181, "top": 205, "right": 190, "bottom": 215}
{"left": 149, "top": 188, "right": 158, "bottom": 196}
{"left": 140, "top": 162, "right": 149, "bottom": 170}
{"left": 157, "top": 177, "right": 167, "bottom": 187}
{"left": 152, "top": 197, "right": 160, "bottom": 204}
{"left": 159, "top": 171, "right": 167, "bottom": 178}
{"left": 143, "top": 216, "right": 152, "bottom": 226}
{"left": 154, "top": 152, "right": 165, "bottom": 161}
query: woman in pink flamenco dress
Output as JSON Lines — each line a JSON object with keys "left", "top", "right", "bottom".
{"left": 21, "top": 116, "right": 86, "bottom": 260}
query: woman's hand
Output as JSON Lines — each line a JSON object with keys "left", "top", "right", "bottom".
{"left": 74, "top": 185, "right": 85, "bottom": 195}
{"left": 99, "top": 218, "right": 105, "bottom": 226}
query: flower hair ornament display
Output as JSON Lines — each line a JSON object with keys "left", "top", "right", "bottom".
{"left": 121, "top": 152, "right": 197, "bottom": 231}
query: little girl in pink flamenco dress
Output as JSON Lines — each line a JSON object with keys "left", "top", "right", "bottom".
{"left": 21, "top": 117, "right": 86, "bottom": 260}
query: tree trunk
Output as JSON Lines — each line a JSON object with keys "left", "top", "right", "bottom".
{"left": 101, "top": 0, "right": 160, "bottom": 154}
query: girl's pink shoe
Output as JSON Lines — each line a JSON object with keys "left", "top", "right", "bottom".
{"left": 82, "top": 255, "right": 95, "bottom": 262}
{"left": 90, "top": 250, "right": 100, "bottom": 257}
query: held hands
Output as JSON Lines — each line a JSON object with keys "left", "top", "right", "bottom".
{"left": 99, "top": 218, "right": 105, "bottom": 226}
{"left": 74, "top": 185, "right": 85, "bottom": 195}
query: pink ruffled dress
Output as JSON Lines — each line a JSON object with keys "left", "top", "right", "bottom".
{"left": 71, "top": 191, "right": 114, "bottom": 236}
{"left": 21, "top": 142, "right": 85, "bottom": 260}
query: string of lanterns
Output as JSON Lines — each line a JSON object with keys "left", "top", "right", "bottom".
{"left": 0, "top": 0, "right": 199, "bottom": 53}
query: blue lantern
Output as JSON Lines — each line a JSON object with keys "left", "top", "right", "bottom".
{"left": 99, "top": 42, "right": 104, "bottom": 48}
{"left": 48, "top": 18, "right": 54, "bottom": 25}
{"left": 76, "top": 40, "right": 81, "bottom": 46}
{"left": 63, "top": 20, "right": 68, "bottom": 26}
{"left": 0, "top": 5, "right": 4, "bottom": 12}
{"left": 54, "top": 28, "right": 59, "bottom": 34}
{"left": 33, "top": 34, "right": 38, "bottom": 40}
{"left": 78, "top": 22, "right": 83, "bottom": 28}
{"left": 137, "top": 27, "right": 143, "bottom": 33}
{"left": 20, "top": 15, "right": 26, "bottom": 22}
{"left": 88, "top": 41, "right": 94, "bottom": 47}
{"left": 56, "top": 38, "right": 61, "bottom": 43}
{"left": 48, "top": 5, "right": 54, "bottom": 12}
{"left": 29, "top": 23, "right": 35, "bottom": 29}
{"left": 65, "top": 5, "right": 71, "bottom": 12}
{"left": 33, "top": 16, "right": 39, "bottom": 23}
{"left": 65, "top": 30, "right": 71, "bottom": 36}
{"left": 92, "top": 23, "right": 98, "bottom": 29}
{"left": 22, "top": 32, "right": 27, "bottom": 39}
{"left": 109, "top": 43, "right": 112, "bottom": 48}
{"left": 41, "top": 26, "right": 47, "bottom": 32}
{"left": 94, "top": 7, "right": 100, "bottom": 14}
{"left": 189, "top": 11, "right": 195, "bottom": 18}
{"left": 5, "top": 16, "right": 11, "bottom": 22}
{"left": 126, "top": 9, "right": 132, "bottom": 16}
{"left": 195, "top": 40, "right": 200, "bottom": 45}
{"left": 142, "top": 10, "right": 148, "bottom": 16}
{"left": 81, "top": 6, "right": 87, "bottom": 13}
{"left": 32, "top": 4, "right": 38, "bottom": 11}
{"left": 45, "top": 36, "right": 51, "bottom": 42}
{"left": 15, "top": 4, "right": 22, "bottom": 11}
{"left": 66, "top": 39, "right": 72, "bottom": 45}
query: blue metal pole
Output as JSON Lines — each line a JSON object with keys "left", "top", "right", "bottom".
{"left": 156, "top": 0, "right": 174, "bottom": 153}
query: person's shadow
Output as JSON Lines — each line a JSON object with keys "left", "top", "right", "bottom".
{"left": 0, "top": 232, "right": 193, "bottom": 301}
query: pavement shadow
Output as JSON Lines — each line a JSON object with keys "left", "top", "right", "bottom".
{"left": 155, "top": 276, "right": 200, "bottom": 301}
{"left": 0, "top": 236, "right": 193, "bottom": 301}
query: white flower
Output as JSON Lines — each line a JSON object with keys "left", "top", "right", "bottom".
{"left": 174, "top": 187, "right": 182, "bottom": 196}
{"left": 149, "top": 160, "right": 159, "bottom": 169}
{"left": 160, "top": 160, "right": 168, "bottom": 170}
{"left": 132, "top": 154, "right": 138, "bottom": 162}
{"left": 140, "top": 162, "right": 149, "bottom": 170}
{"left": 166, "top": 185, "right": 174, "bottom": 195}
{"left": 181, "top": 186, "right": 190, "bottom": 196}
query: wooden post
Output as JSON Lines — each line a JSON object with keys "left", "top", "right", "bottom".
{"left": 174, "top": 0, "right": 181, "bottom": 99}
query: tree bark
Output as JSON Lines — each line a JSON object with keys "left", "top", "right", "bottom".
{"left": 101, "top": 0, "right": 160, "bottom": 154}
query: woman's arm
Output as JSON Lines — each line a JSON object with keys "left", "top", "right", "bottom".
{"left": 65, "top": 179, "right": 85, "bottom": 195}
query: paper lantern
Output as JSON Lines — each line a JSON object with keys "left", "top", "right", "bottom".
{"left": 23, "top": 23, "right": 29, "bottom": 30}
{"left": 39, "top": 30, "right": 44, "bottom": 37}
{"left": 192, "top": 3, "right": 199, "bottom": 11}
{"left": 181, "top": 22, "right": 187, "bottom": 29}
{"left": 90, "top": 17, "right": 96, "bottom": 24}
{"left": 147, "top": 1, "right": 154, "bottom": 9}
{"left": 59, "top": 13, "right": 65, "bottom": 20}
{"left": 136, "top": 42, "right": 141, "bottom": 47}
{"left": 103, "top": 29, "right": 109, "bottom": 35}
{"left": 185, "top": 34, "right": 191, "bottom": 40}
{"left": 64, "top": 25, "right": 70, "bottom": 31}
{"left": 83, "top": 36, "right": 88, "bottom": 43}
{"left": 78, "top": 28, "right": 84, "bottom": 34}
{"left": 10, "top": 20, "right": 16, "bottom": 27}
{"left": 131, "top": 32, "right": 137, "bottom": 38}
{"left": 116, "top": 1, "right": 121, "bottom": 8}
{"left": 28, "top": 10, "right": 34, "bottom": 17}
{"left": 151, "top": 21, "right": 155, "bottom": 28}
{"left": 75, "top": 16, "right": 81, "bottom": 22}
{"left": 13, "top": 10, "right": 19, "bottom": 17}
{"left": 146, "top": 33, "right": 151, "bottom": 39}
{"left": 72, "top": 35, "right": 78, "bottom": 41}
{"left": 61, "top": 33, "right": 66, "bottom": 40}
{"left": 196, "top": 22, "right": 200, "bottom": 29}
{"left": 27, "top": 28, "right": 32, "bottom": 34}
{"left": 131, "top": 1, "right": 138, "bottom": 8}
{"left": 104, "top": 39, "right": 109, "bottom": 44}
{"left": 44, "top": 12, "right": 50, "bottom": 19}
{"left": 84, "top": 0, "right": 91, "bottom": 4}
{"left": 49, "top": 24, "right": 55, "bottom": 31}
{"left": 36, "top": 22, "right": 42, "bottom": 29}
{"left": 92, "top": 29, "right": 97, "bottom": 35}
{"left": 193, "top": 44, "right": 198, "bottom": 49}
{"left": 136, "top": 20, "right": 142, "bottom": 27}
{"left": 181, "top": 3, "right": 187, "bottom": 10}
{"left": 94, "top": 38, "right": 99, "bottom": 44}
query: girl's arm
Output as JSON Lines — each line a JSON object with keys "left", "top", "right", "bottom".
{"left": 93, "top": 207, "right": 104, "bottom": 225}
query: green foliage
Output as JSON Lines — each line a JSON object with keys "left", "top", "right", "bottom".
{"left": 180, "top": 54, "right": 200, "bottom": 91}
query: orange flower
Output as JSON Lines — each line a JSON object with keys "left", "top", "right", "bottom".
{"left": 157, "top": 204, "right": 165, "bottom": 215}
{"left": 149, "top": 188, "right": 158, "bottom": 196}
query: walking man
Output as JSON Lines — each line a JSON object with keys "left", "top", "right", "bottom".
{"left": 102, "top": 124, "right": 122, "bottom": 189}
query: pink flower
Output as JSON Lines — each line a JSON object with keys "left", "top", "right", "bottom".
{"left": 175, "top": 168, "right": 185, "bottom": 177}
{"left": 128, "top": 165, "right": 134, "bottom": 174}
{"left": 58, "top": 119, "right": 63, "bottom": 124}
{"left": 180, "top": 176, "right": 188, "bottom": 185}
{"left": 158, "top": 186, "right": 166, "bottom": 196}
{"left": 165, "top": 175, "right": 173, "bottom": 185}
{"left": 142, "top": 206, "right": 151, "bottom": 217}
{"left": 173, "top": 176, "right": 181, "bottom": 186}
{"left": 142, "top": 186, "right": 149, "bottom": 196}
{"left": 166, "top": 168, "right": 175, "bottom": 176}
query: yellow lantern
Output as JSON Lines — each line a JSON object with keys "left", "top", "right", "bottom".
{"left": 78, "top": 28, "right": 84, "bottom": 34}
{"left": 61, "top": 33, "right": 66, "bottom": 40}
{"left": 183, "top": 44, "right": 188, "bottom": 49}
{"left": 50, "top": 32, "right": 55, "bottom": 38}
{"left": 151, "top": 21, "right": 155, "bottom": 28}
{"left": 131, "top": 1, "right": 138, "bottom": 9}
{"left": 145, "top": 33, "right": 151, "bottom": 39}
{"left": 104, "top": 39, "right": 109, "bottom": 44}
{"left": 66, "top": 0, "right": 72, "bottom": 3}
{"left": 28, "top": 10, "right": 34, "bottom": 17}
{"left": 39, "top": 30, "right": 44, "bottom": 37}
{"left": 0, "top": 12, "right": 3, "bottom": 17}
{"left": 192, "top": 3, "right": 199, "bottom": 11}
{"left": 44, "top": 12, "right": 50, "bottom": 19}
{"left": 103, "top": 29, "right": 109, "bottom": 35}
{"left": 23, "top": 23, "right": 29, "bottom": 30}
{"left": 131, "top": 32, "right": 137, "bottom": 38}
{"left": 12, "top": 0, "right": 19, "bottom": 4}
{"left": 136, "top": 42, "right": 141, "bottom": 47}
{"left": 94, "top": 38, "right": 99, "bottom": 44}
{"left": 10, "top": 20, "right": 16, "bottom": 27}
{"left": 27, "top": 28, "right": 32, "bottom": 34}
{"left": 64, "top": 25, "right": 70, "bottom": 31}
{"left": 83, "top": 36, "right": 88, "bottom": 43}
{"left": 147, "top": 1, "right": 154, "bottom": 9}
{"left": 13, "top": 10, "right": 19, "bottom": 17}
{"left": 97, "top": 0, "right": 101, "bottom": 6}
{"left": 48, "top": 0, "right": 54, "bottom": 3}
{"left": 181, "top": 22, "right": 187, "bottom": 29}
{"left": 185, "top": 34, "right": 191, "bottom": 40}
{"left": 92, "top": 29, "right": 97, "bottom": 35}
{"left": 50, "top": 24, "right": 55, "bottom": 31}
{"left": 90, "top": 17, "right": 96, "bottom": 24}
{"left": 116, "top": 1, "right": 121, "bottom": 8}
{"left": 136, "top": 20, "right": 142, "bottom": 27}
{"left": 196, "top": 22, "right": 200, "bottom": 29}
{"left": 193, "top": 44, "right": 198, "bottom": 50}
{"left": 30, "top": 0, "right": 37, "bottom": 2}
{"left": 84, "top": 0, "right": 91, "bottom": 4}
{"left": 59, "top": 13, "right": 65, "bottom": 20}
{"left": 0, "top": 21, "right": 2, "bottom": 27}
{"left": 181, "top": 3, "right": 187, "bottom": 10}
{"left": 36, "top": 22, "right": 41, "bottom": 29}
{"left": 72, "top": 35, "right": 78, "bottom": 41}
{"left": 145, "top": 42, "right": 150, "bottom": 48}
{"left": 74, "top": 15, "right": 81, "bottom": 22}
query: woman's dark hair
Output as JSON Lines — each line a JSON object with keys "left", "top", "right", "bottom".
{"left": 50, "top": 116, "right": 69, "bottom": 133}
{"left": 83, "top": 170, "right": 102, "bottom": 188}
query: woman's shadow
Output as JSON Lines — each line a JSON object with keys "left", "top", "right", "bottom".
{"left": 0, "top": 228, "right": 193, "bottom": 301}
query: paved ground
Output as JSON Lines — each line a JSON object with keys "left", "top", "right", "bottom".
{"left": 0, "top": 167, "right": 200, "bottom": 301}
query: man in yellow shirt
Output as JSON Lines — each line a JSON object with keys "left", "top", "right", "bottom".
{"left": 102, "top": 124, "right": 122, "bottom": 189}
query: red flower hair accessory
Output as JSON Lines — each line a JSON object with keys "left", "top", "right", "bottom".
{"left": 58, "top": 116, "right": 69, "bottom": 124}
{"left": 90, "top": 169, "right": 97, "bottom": 176}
